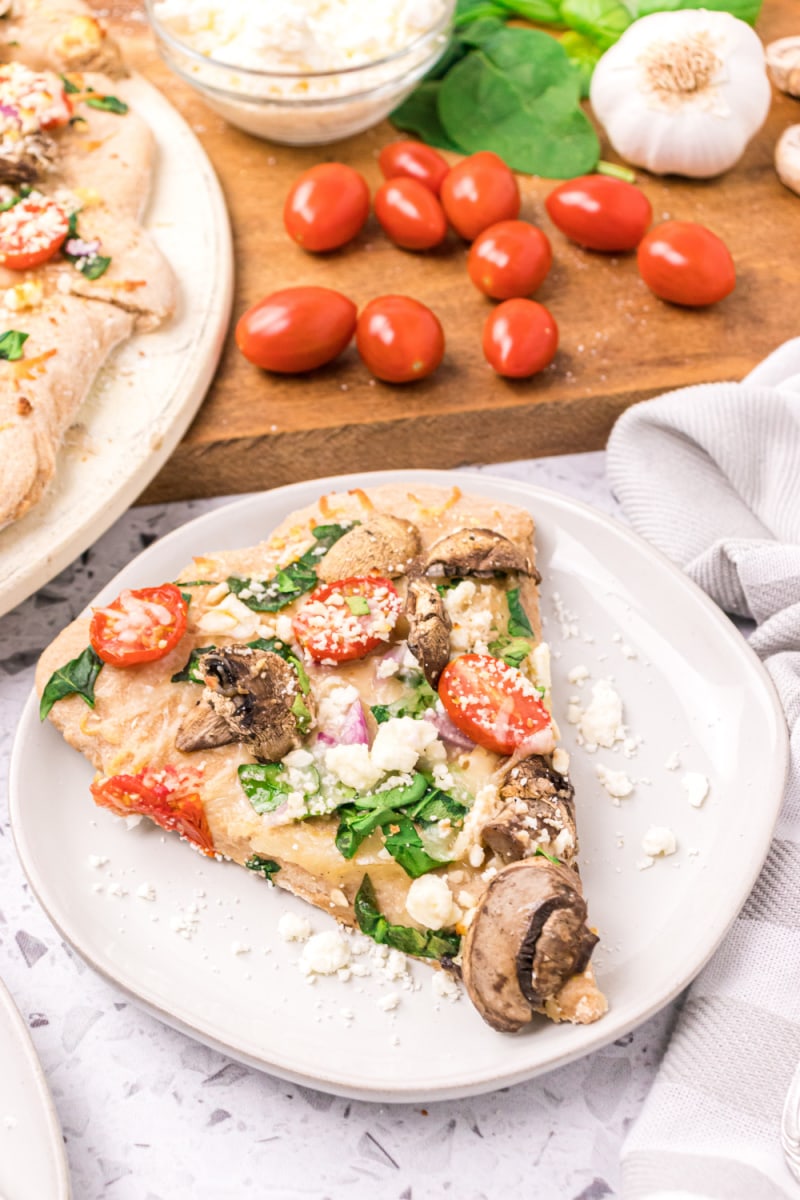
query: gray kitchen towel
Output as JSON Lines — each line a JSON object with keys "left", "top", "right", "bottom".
{"left": 606, "top": 338, "right": 800, "bottom": 1200}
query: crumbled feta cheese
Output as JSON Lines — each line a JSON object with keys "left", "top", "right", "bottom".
{"left": 378, "top": 992, "right": 400, "bottom": 1011}
{"left": 530, "top": 642, "right": 551, "bottom": 691}
{"left": 325, "top": 743, "right": 382, "bottom": 791}
{"left": 231, "top": 941, "right": 251, "bottom": 955}
{"left": 135, "top": 882, "right": 156, "bottom": 901}
{"left": 196, "top": 590, "right": 261, "bottom": 639}
{"left": 282, "top": 748, "right": 314, "bottom": 769}
{"left": 405, "top": 875, "right": 459, "bottom": 930}
{"left": 567, "top": 664, "right": 590, "bottom": 686}
{"left": 376, "top": 655, "right": 400, "bottom": 678}
{"left": 580, "top": 680, "right": 624, "bottom": 748}
{"left": 641, "top": 826, "right": 677, "bottom": 857}
{"left": 88, "top": 854, "right": 109, "bottom": 869}
{"left": 370, "top": 717, "right": 440, "bottom": 774}
{"left": 636, "top": 856, "right": 655, "bottom": 871}
{"left": 301, "top": 930, "right": 351, "bottom": 975}
{"left": 275, "top": 614, "right": 294, "bottom": 642}
{"left": 595, "top": 763, "right": 634, "bottom": 803}
{"left": 566, "top": 701, "right": 583, "bottom": 725}
{"left": 682, "top": 772, "right": 710, "bottom": 808}
{"left": 664, "top": 751, "right": 681, "bottom": 772}
{"left": 432, "top": 970, "right": 461, "bottom": 1002}
{"left": 551, "top": 747, "right": 570, "bottom": 776}
{"left": 107, "top": 882, "right": 127, "bottom": 898}
{"left": 444, "top": 580, "right": 495, "bottom": 653}
{"left": 468, "top": 844, "right": 485, "bottom": 868}
{"left": 383, "top": 949, "right": 408, "bottom": 981}
{"left": 553, "top": 827, "right": 574, "bottom": 858}
{"left": 278, "top": 912, "right": 312, "bottom": 942}
{"left": 622, "top": 736, "right": 641, "bottom": 759}
{"left": 621, "top": 642, "right": 638, "bottom": 660}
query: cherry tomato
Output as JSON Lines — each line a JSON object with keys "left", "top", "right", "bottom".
{"left": 378, "top": 140, "right": 450, "bottom": 195}
{"left": 0, "top": 194, "right": 70, "bottom": 270}
{"left": 293, "top": 576, "right": 402, "bottom": 663}
{"left": 283, "top": 163, "right": 370, "bottom": 252}
{"left": 374, "top": 177, "right": 447, "bottom": 251}
{"left": 637, "top": 221, "right": 736, "bottom": 308}
{"left": 440, "top": 152, "right": 520, "bottom": 242}
{"left": 91, "top": 765, "right": 215, "bottom": 856}
{"left": 89, "top": 584, "right": 188, "bottom": 667}
{"left": 483, "top": 299, "right": 558, "bottom": 379}
{"left": 0, "top": 63, "right": 72, "bottom": 130}
{"left": 468, "top": 220, "right": 552, "bottom": 300}
{"left": 545, "top": 175, "right": 652, "bottom": 253}
{"left": 236, "top": 287, "right": 357, "bottom": 374}
{"left": 438, "top": 654, "right": 551, "bottom": 756}
{"left": 356, "top": 295, "right": 444, "bottom": 384}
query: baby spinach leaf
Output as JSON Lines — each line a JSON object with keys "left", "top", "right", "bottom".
{"left": 408, "top": 788, "right": 468, "bottom": 827}
{"left": 492, "top": 0, "right": 564, "bottom": 21}
{"left": 245, "top": 855, "right": 281, "bottom": 881}
{"left": 391, "top": 83, "right": 463, "bottom": 152}
{"left": 85, "top": 94, "right": 129, "bottom": 115}
{"left": 507, "top": 587, "right": 534, "bottom": 638}
{"left": 170, "top": 645, "right": 214, "bottom": 684}
{"left": 628, "top": 0, "right": 761, "bottom": 21}
{"left": 228, "top": 523, "right": 353, "bottom": 612}
{"left": 0, "top": 329, "right": 28, "bottom": 361}
{"left": 560, "top": 30, "right": 604, "bottom": 97}
{"left": 488, "top": 634, "right": 532, "bottom": 668}
{"left": 238, "top": 763, "right": 288, "bottom": 814}
{"left": 370, "top": 676, "right": 437, "bottom": 725}
{"left": 559, "top": 0, "right": 632, "bottom": 48}
{"left": 40, "top": 646, "right": 103, "bottom": 720}
{"left": 382, "top": 816, "right": 447, "bottom": 878}
{"left": 336, "top": 774, "right": 429, "bottom": 858}
{"left": 355, "top": 875, "right": 461, "bottom": 960}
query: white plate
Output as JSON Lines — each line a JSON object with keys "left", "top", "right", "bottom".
{"left": 0, "top": 978, "right": 70, "bottom": 1200}
{"left": 0, "top": 73, "right": 233, "bottom": 617}
{"left": 9, "top": 469, "right": 788, "bottom": 1102}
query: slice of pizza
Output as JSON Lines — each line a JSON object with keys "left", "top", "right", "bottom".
{"left": 0, "top": 5, "right": 176, "bottom": 527}
{"left": 36, "top": 484, "right": 608, "bottom": 1033}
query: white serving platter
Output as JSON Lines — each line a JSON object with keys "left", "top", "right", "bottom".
{"left": 0, "top": 72, "right": 233, "bottom": 618}
{"left": 9, "top": 469, "right": 789, "bottom": 1102}
{"left": 0, "top": 978, "right": 70, "bottom": 1200}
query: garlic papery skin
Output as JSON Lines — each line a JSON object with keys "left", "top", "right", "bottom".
{"left": 589, "top": 10, "right": 771, "bottom": 179}
{"left": 766, "top": 37, "right": 800, "bottom": 98}
{"left": 776, "top": 125, "right": 800, "bottom": 198}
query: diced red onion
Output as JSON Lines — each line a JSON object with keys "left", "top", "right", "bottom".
{"left": 340, "top": 699, "right": 369, "bottom": 746}
{"left": 315, "top": 731, "right": 336, "bottom": 747}
{"left": 429, "top": 710, "right": 475, "bottom": 751}
{"left": 65, "top": 237, "right": 101, "bottom": 258}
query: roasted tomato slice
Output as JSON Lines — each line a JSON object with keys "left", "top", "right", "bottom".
{"left": 89, "top": 583, "right": 188, "bottom": 667}
{"left": 91, "top": 765, "right": 214, "bottom": 857}
{"left": 438, "top": 653, "right": 550, "bottom": 756}
{"left": 0, "top": 194, "right": 70, "bottom": 270}
{"left": 292, "top": 576, "right": 402, "bottom": 663}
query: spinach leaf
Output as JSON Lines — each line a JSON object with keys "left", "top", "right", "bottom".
{"left": 370, "top": 677, "right": 437, "bottom": 725}
{"left": 238, "top": 763, "right": 288, "bottom": 814}
{"left": 488, "top": 587, "right": 534, "bottom": 667}
{"left": 559, "top": 0, "right": 632, "bottom": 48}
{"left": 627, "top": 0, "right": 761, "bottom": 20}
{"left": 228, "top": 523, "right": 353, "bottom": 612}
{"left": 62, "top": 211, "right": 111, "bottom": 280}
{"left": 534, "top": 846, "right": 561, "bottom": 864}
{"left": 245, "top": 855, "right": 281, "bottom": 881}
{"left": 335, "top": 774, "right": 428, "bottom": 858}
{"left": 560, "top": 30, "right": 604, "bottom": 97}
{"left": 170, "top": 645, "right": 214, "bottom": 684}
{"left": 354, "top": 875, "right": 461, "bottom": 960}
{"left": 40, "top": 646, "right": 103, "bottom": 720}
{"left": 382, "top": 816, "right": 446, "bottom": 878}
{"left": 390, "top": 82, "right": 463, "bottom": 152}
{"left": 60, "top": 74, "right": 80, "bottom": 94}
{"left": 175, "top": 580, "right": 214, "bottom": 588}
{"left": 409, "top": 788, "right": 468, "bottom": 827}
{"left": 85, "top": 94, "right": 129, "bottom": 115}
{"left": 0, "top": 329, "right": 29, "bottom": 361}
{"left": 507, "top": 586, "right": 534, "bottom": 638}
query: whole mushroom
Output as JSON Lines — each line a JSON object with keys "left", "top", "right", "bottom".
{"left": 776, "top": 126, "right": 800, "bottom": 198}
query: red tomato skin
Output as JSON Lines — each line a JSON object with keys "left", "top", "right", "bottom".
{"left": 378, "top": 141, "right": 450, "bottom": 195}
{"left": 374, "top": 178, "right": 448, "bottom": 251}
{"left": 89, "top": 584, "right": 188, "bottom": 667}
{"left": 545, "top": 175, "right": 652, "bottom": 252}
{"left": 637, "top": 221, "right": 736, "bottom": 307}
{"left": 283, "top": 163, "right": 370, "bottom": 252}
{"left": 483, "top": 299, "right": 558, "bottom": 379}
{"left": 0, "top": 197, "right": 70, "bottom": 271}
{"left": 293, "top": 576, "right": 401, "bottom": 662}
{"left": 356, "top": 295, "right": 445, "bottom": 384}
{"left": 91, "top": 766, "right": 215, "bottom": 856}
{"left": 468, "top": 220, "right": 552, "bottom": 299}
{"left": 440, "top": 152, "right": 520, "bottom": 242}
{"left": 236, "top": 287, "right": 357, "bottom": 374}
{"left": 438, "top": 653, "right": 550, "bottom": 756}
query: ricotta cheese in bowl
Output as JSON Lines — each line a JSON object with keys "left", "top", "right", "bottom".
{"left": 149, "top": 0, "right": 454, "bottom": 145}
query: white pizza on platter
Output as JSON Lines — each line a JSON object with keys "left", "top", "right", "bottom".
{"left": 36, "top": 483, "right": 608, "bottom": 1033}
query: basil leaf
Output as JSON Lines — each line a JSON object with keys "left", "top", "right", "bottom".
{"left": 170, "top": 645, "right": 214, "bottom": 684}
{"left": 245, "top": 855, "right": 281, "bottom": 881}
{"left": 238, "top": 763, "right": 288, "bottom": 814}
{"left": 382, "top": 816, "right": 445, "bottom": 878}
{"left": 228, "top": 523, "right": 353, "bottom": 613}
{"left": 354, "top": 874, "right": 461, "bottom": 960}
{"left": 507, "top": 587, "right": 534, "bottom": 638}
{"left": 391, "top": 82, "right": 464, "bottom": 152}
{"left": 0, "top": 329, "right": 28, "bottom": 361}
{"left": 85, "top": 94, "right": 129, "bottom": 115}
{"left": 40, "top": 646, "right": 103, "bottom": 720}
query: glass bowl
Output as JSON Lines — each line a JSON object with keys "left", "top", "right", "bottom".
{"left": 145, "top": 0, "right": 455, "bottom": 146}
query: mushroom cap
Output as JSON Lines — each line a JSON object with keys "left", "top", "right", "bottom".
{"left": 483, "top": 755, "right": 577, "bottom": 864}
{"left": 462, "top": 859, "right": 598, "bottom": 1033}
{"left": 423, "top": 527, "right": 537, "bottom": 580}
{"left": 405, "top": 575, "right": 452, "bottom": 688}
{"left": 316, "top": 515, "right": 422, "bottom": 582}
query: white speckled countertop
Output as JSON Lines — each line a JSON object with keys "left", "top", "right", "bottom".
{"left": 0, "top": 453, "right": 680, "bottom": 1200}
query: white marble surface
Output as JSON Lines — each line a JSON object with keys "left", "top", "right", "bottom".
{"left": 0, "top": 454, "right": 681, "bottom": 1200}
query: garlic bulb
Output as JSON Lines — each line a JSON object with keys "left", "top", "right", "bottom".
{"left": 589, "top": 10, "right": 772, "bottom": 179}
{"left": 776, "top": 125, "right": 800, "bottom": 197}
{"left": 767, "top": 37, "right": 800, "bottom": 98}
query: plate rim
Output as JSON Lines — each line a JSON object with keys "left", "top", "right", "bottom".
{"left": 0, "top": 70, "right": 234, "bottom": 618}
{"left": 0, "top": 977, "right": 71, "bottom": 1199}
{"left": 9, "top": 467, "right": 790, "bottom": 1102}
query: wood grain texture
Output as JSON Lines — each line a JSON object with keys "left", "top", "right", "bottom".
{"left": 91, "top": 0, "right": 800, "bottom": 502}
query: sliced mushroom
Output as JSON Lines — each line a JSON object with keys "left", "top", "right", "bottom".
{"left": 316, "top": 515, "right": 422, "bottom": 583}
{"left": 482, "top": 755, "right": 577, "bottom": 864}
{"left": 405, "top": 576, "right": 452, "bottom": 687}
{"left": 0, "top": 133, "right": 55, "bottom": 186}
{"left": 423, "top": 527, "right": 538, "bottom": 581}
{"left": 175, "top": 646, "right": 312, "bottom": 762}
{"left": 767, "top": 37, "right": 800, "bottom": 98}
{"left": 462, "top": 859, "right": 598, "bottom": 1033}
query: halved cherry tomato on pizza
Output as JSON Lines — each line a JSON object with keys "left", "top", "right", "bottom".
{"left": 440, "top": 152, "right": 520, "bottom": 242}
{"left": 0, "top": 63, "right": 72, "bottom": 131}
{"left": 292, "top": 576, "right": 402, "bottom": 663}
{"left": 284, "top": 163, "right": 370, "bottom": 253}
{"left": 236, "top": 287, "right": 357, "bottom": 374}
{"left": 374, "top": 177, "right": 448, "bottom": 251}
{"left": 545, "top": 175, "right": 652, "bottom": 253}
{"left": 378, "top": 140, "right": 450, "bottom": 196}
{"left": 356, "top": 295, "right": 445, "bottom": 384}
{"left": 438, "top": 653, "right": 550, "bottom": 756}
{"left": 91, "top": 764, "right": 215, "bottom": 856}
{"left": 89, "top": 583, "right": 188, "bottom": 667}
{"left": 637, "top": 221, "right": 735, "bottom": 307}
{"left": 468, "top": 220, "right": 552, "bottom": 300}
{"left": 0, "top": 194, "right": 70, "bottom": 270}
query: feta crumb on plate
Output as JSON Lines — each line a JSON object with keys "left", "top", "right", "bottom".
{"left": 279, "top": 912, "right": 312, "bottom": 943}
{"left": 580, "top": 680, "right": 624, "bottom": 748}
{"left": 641, "top": 826, "right": 677, "bottom": 858}
{"left": 682, "top": 772, "right": 710, "bottom": 808}
{"left": 301, "top": 930, "right": 351, "bottom": 975}
{"left": 595, "top": 763, "right": 634, "bottom": 803}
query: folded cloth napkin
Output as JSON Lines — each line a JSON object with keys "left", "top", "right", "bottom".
{"left": 606, "top": 338, "right": 800, "bottom": 1200}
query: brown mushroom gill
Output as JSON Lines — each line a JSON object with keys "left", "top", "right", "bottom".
{"left": 423, "top": 527, "right": 539, "bottom": 581}
{"left": 175, "top": 646, "right": 311, "bottom": 763}
{"left": 461, "top": 859, "right": 598, "bottom": 1033}
{"left": 482, "top": 755, "right": 577, "bottom": 864}
{"left": 405, "top": 576, "right": 452, "bottom": 688}
{"left": 316, "top": 514, "right": 422, "bottom": 582}
{"left": 0, "top": 133, "right": 55, "bottom": 185}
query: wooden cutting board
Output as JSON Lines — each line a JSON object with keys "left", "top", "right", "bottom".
{"left": 95, "top": 1, "right": 800, "bottom": 503}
